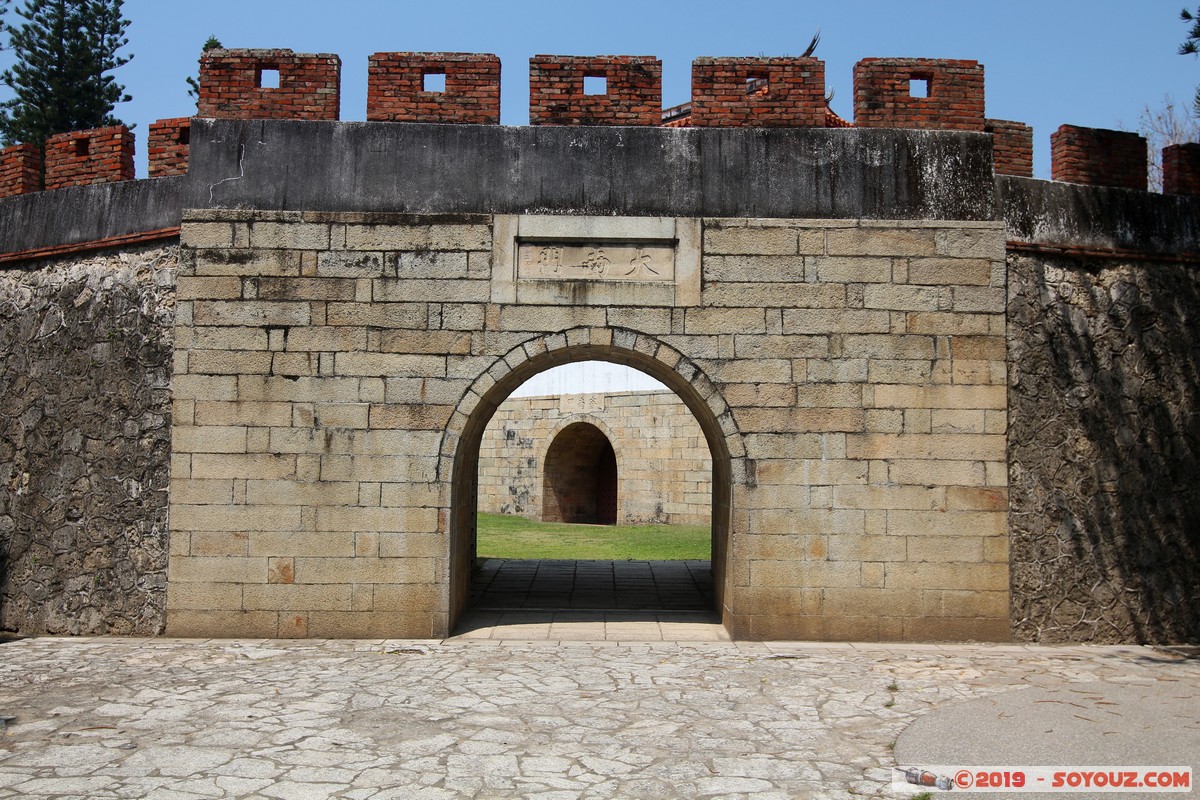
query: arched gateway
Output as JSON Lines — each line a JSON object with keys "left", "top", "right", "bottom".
{"left": 439, "top": 329, "right": 738, "bottom": 632}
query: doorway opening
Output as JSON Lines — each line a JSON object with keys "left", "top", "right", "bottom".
{"left": 542, "top": 422, "right": 618, "bottom": 525}
{"left": 445, "top": 335, "right": 734, "bottom": 639}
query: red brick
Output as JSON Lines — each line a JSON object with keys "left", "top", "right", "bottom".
{"left": 1163, "top": 142, "right": 1200, "bottom": 196}
{"left": 530, "top": 55, "right": 661, "bottom": 126}
{"left": 148, "top": 118, "right": 191, "bottom": 177}
{"left": 688, "top": 57, "right": 826, "bottom": 128}
{"left": 43, "top": 126, "right": 134, "bottom": 190}
{"left": 854, "top": 58, "right": 985, "bottom": 132}
{"left": 1051, "top": 124, "right": 1146, "bottom": 191}
{"left": 367, "top": 52, "right": 500, "bottom": 124}
{"left": 985, "top": 118, "right": 1033, "bottom": 178}
{"left": 0, "top": 143, "right": 42, "bottom": 197}
{"left": 197, "top": 49, "right": 341, "bottom": 121}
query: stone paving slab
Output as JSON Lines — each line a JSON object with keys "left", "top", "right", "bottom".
{"left": 0, "top": 638, "right": 1197, "bottom": 798}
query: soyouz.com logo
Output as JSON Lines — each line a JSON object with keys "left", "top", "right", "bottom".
{"left": 892, "top": 765, "right": 1192, "bottom": 793}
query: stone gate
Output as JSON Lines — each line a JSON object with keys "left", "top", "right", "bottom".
{"left": 162, "top": 116, "right": 1010, "bottom": 640}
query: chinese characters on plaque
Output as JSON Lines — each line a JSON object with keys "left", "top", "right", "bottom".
{"left": 517, "top": 242, "right": 675, "bottom": 282}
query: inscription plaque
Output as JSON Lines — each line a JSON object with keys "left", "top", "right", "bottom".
{"left": 517, "top": 242, "right": 675, "bottom": 282}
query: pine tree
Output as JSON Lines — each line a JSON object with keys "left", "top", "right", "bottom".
{"left": 0, "top": 0, "right": 10, "bottom": 49}
{"left": 1183, "top": 7, "right": 1200, "bottom": 117}
{"left": 186, "top": 35, "right": 223, "bottom": 106}
{"left": 0, "top": 0, "right": 133, "bottom": 147}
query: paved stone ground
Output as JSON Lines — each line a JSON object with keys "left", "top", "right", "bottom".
{"left": 0, "top": 637, "right": 1197, "bottom": 799}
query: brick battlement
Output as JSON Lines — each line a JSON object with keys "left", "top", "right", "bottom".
{"left": 689, "top": 57, "right": 827, "bottom": 128}
{"left": 148, "top": 118, "right": 191, "bottom": 178}
{"left": 0, "top": 143, "right": 42, "bottom": 198}
{"left": 986, "top": 119, "right": 1034, "bottom": 178}
{"left": 197, "top": 48, "right": 341, "bottom": 120}
{"left": 854, "top": 58, "right": 985, "bottom": 132}
{"left": 44, "top": 126, "right": 134, "bottom": 190}
{"left": 368, "top": 52, "right": 501, "bottom": 124}
{"left": 529, "top": 55, "right": 662, "bottom": 126}
{"left": 1051, "top": 124, "right": 1147, "bottom": 191}
{"left": 0, "top": 48, "right": 1192, "bottom": 203}
{"left": 1163, "top": 142, "right": 1200, "bottom": 196}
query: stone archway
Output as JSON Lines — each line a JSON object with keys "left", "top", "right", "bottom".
{"left": 438, "top": 326, "right": 743, "bottom": 633}
{"left": 542, "top": 421, "right": 618, "bottom": 525}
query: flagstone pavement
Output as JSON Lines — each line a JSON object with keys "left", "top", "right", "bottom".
{"left": 0, "top": 635, "right": 1197, "bottom": 799}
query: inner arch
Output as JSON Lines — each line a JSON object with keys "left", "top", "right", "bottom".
{"left": 542, "top": 422, "right": 618, "bottom": 525}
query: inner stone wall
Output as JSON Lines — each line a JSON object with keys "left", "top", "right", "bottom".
{"left": 1008, "top": 253, "right": 1200, "bottom": 643}
{"left": 478, "top": 390, "right": 711, "bottom": 526}
{"left": 0, "top": 245, "right": 176, "bottom": 635}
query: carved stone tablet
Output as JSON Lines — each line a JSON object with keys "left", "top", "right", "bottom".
{"left": 517, "top": 242, "right": 675, "bottom": 282}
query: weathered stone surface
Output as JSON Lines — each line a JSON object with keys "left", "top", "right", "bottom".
{"left": 0, "top": 246, "right": 175, "bottom": 635}
{"left": 0, "top": 638, "right": 1193, "bottom": 800}
{"left": 1008, "top": 254, "right": 1200, "bottom": 643}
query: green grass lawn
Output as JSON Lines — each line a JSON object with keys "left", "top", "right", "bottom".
{"left": 476, "top": 512, "right": 711, "bottom": 560}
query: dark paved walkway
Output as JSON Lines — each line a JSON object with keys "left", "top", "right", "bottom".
{"left": 458, "top": 558, "right": 723, "bottom": 641}
{"left": 469, "top": 558, "right": 713, "bottom": 610}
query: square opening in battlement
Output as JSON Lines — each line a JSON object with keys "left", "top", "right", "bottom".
{"left": 74, "top": 138, "right": 90, "bottom": 157}
{"left": 909, "top": 76, "right": 931, "bottom": 98}
{"left": 583, "top": 74, "right": 608, "bottom": 96}
{"left": 178, "top": 126, "right": 191, "bottom": 146}
{"left": 423, "top": 72, "right": 446, "bottom": 93}
{"left": 256, "top": 67, "right": 281, "bottom": 89}
{"left": 745, "top": 73, "right": 769, "bottom": 96}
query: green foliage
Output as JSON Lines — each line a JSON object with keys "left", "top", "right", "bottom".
{"left": 476, "top": 513, "right": 711, "bottom": 560}
{"left": 1183, "top": 7, "right": 1200, "bottom": 116}
{"left": 0, "top": 0, "right": 10, "bottom": 49}
{"left": 186, "top": 34, "right": 222, "bottom": 104}
{"left": 0, "top": 0, "right": 133, "bottom": 147}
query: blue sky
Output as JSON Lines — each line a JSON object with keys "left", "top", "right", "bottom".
{"left": 17, "top": 0, "right": 1191, "bottom": 178}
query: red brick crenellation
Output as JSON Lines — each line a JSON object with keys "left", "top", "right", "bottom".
{"left": 689, "top": 58, "right": 827, "bottom": 128}
{"left": 985, "top": 119, "right": 1034, "bottom": 178}
{"left": 0, "top": 143, "right": 43, "bottom": 197}
{"left": 529, "top": 55, "right": 662, "bottom": 126}
{"left": 1051, "top": 125, "right": 1147, "bottom": 191}
{"left": 1163, "top": 142, "right": 1200, "bottom": 196}
{"left": 854, "top": 58, "right": 985, "bottom": 132}
{"left": 148, "top": 118, "right": 192, "bottom": 177}
{"left": 367, "top": 52, "right": 501, "bottom": 124}
{"left": 197, "top": 49, "right": 341, "bottom": 121}
{"left": 44, "top": 126, "right": 134, "bottom": 190}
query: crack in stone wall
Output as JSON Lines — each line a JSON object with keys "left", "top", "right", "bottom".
{"left": 1008, "top": 254, "right": 1200, "bottom": 643}
{"left": 0, "top": 245, "right": 176, "bottom": 635}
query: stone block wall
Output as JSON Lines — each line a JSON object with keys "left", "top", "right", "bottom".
{"left": 1163, "top": 142, "right": 1200, "bottom": 196}
{"left": 43, "top": 126, "right": 135, "bottom": 190}
{"left": 367, "top": 52, "right": 501, "bottom": 124}
{"left": 477, "top": 390, "right": 711, "bottom": 525}
{"left": 853, "top": 58, "right": 985, "bottom": 131}
{"left": 0, "top": 143, "right": 42, "bottom": 198}
{"left": 1051, "top": 125, "right": 1147, "bottom": 191}
{"left": 169, "top": 211, "right": 1009, "bottom": 641}
{"left": 1008, "top": 253, "right": 1200, "bottom": 643}
{"left": 529, "top": 55, "right": 662, "bottom": 126}
{"left": 688, "top": 58, "right": 826, "bottom": 128}
{"left": 148, "top": 118, "right": 192, "bottom": 178}
{"left": 0, "top": 245, "right": 176, "bottom": 636}
{"left": 986, "top": 119, "right": 1034, "bottom": 178}
{"left": 197, "top": 49, "right": 341, "bottom": 120}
